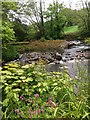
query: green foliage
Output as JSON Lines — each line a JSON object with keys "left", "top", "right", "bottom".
{"left": 85, "top": 38, "right": 90, "bottom": 45}
{"left": 77, "top": 1, "right": 90, "bottom": 37}
{"left": 61, "top": 8, "right": 79, "bottom": 27}
{"left": 13, "top": 19, "right": 29, "bottom": 41}
{"left": 64, "top": 26, "right": 79, "bottom": 34}
{"left": 1, "top": 63, "right": 89, "bottom": 119}
{"left": 1, "top": 2, "right": 17, "bottom": 44}
{"left": 2, "top": 24, "right": 15, "bottom": 43}
{"left": 45, "top": 2, "right": 66, "bottom": 39}
{"left": 39, "top": 37, "right": 46, "bottom": 42}
{"left": 2, "top": 45, "right": 19, "bottom": 62}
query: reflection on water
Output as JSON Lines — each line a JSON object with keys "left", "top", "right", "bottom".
{"left": 63, "top": 59, "right": 89, "bottom": 78}
{"left": 46, "top": 59, "right": 89, "bottom": 78}
{"left": 46, "top": 63, "right": 62, "bottom": 72}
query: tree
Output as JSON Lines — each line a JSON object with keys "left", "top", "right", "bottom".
{"left": 61, "top": 8, "right": 79, "bottom": 26}
{"left": 17, "top": 0, "right": 45, "bottom": 39}
{"left": 45, "top": 1, "right": 66, "bottom": 39}
{"left": 77, "top": 0, "right": 90, "bottom": 37}
{"left": 1, "top": 1, "right": 18, "bottom": 44}
{"left": 13, "top": 18, "right": 29, "bottom": 41}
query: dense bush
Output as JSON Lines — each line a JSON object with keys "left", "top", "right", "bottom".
{"left": 1, "top": 63, "right": 89, "bottom": 119}
{"left": 2, "top": 45, "right": 19, "bottom": 63}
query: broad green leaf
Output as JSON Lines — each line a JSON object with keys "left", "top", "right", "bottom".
{"left": 13, "top": 89, "right": 21, "bottom": 92}
{"left": 3, "top": 98, "right": 9, "bottom": 106}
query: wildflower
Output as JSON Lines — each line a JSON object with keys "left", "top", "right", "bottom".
{"left": 18, "top": 111, "right": 24, "bottom": 117}
{"left": 49, "top": 99, "right": 52, "bottom": 104}
{"left": 34, "top": 93, "right": 39, "bottom": 98}
{"left": 29, "top": 115, "right": 32, "bottom": 119}
{"left": 28, "top": 107, "right": 32, "bottom": 113}
{"left": 48, "top": 97, "right": 52, "bottom": 101}
{"left": 36, "top": 104, "right": 38, "bottom": 107}
{"left": 32, "top": 100, "right": 35, "bottom": 104}
{"left": 20, "top": 95, "right": 24, "bottom": 101}
{"left": 41, "top": 109, "right": 44, "bottom": 114}
{"left": 15, "top": 109, "right": 19, "bottom": 114}
{"left": 32, "top": 110, "right": 36, "bottom": 115}
{"left": 27, "top": 98, "right": 31, "bottom": 103}
{"left": 56, "top": 102, "right": 59, "bottom": 107}
{"left": 37, "top": 109, "right": 41, "bottom": 115}
{"left": 46, "top": 102, "right": 49, "bottom": 106}
{"left": 51, "top": 102, "right": 55, "bottom": 107}
{"left": 41, "top": 106, "right": 44, "bottom": 109}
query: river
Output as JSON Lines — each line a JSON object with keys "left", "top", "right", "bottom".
{"left": 6, "top": 40, "right": 90, "bottom": 79}
{"left": 46, "top": 40, "right": 90, "bottom": 78}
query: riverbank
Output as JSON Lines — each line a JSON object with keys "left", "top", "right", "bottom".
{"left": 17, "top": 40, "right": 69, "bottom": 53}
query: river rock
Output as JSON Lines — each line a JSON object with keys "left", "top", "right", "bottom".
{"left": 54, "top": 52, "right": 62, "bottom": 61}
{"left": 85, "top": 54, "right": 90, "bottom": 59}
{"left": 70, "top": 57, "right": 74, "bottom": 60}
{"left": 43, "top": 55, "right": 55, "bottom": 63}
{"left": 62, "top": 57, "right": 67, "bottom": 62}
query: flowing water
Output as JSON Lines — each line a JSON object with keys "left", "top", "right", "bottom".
{"left": 46, "top": 40, "right": 90, "bottom": 78}
{"left": 7, "top": 40, "right": 90, "bottom": 78}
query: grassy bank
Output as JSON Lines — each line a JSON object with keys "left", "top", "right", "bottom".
{"left": 64, "top": 26, "right": 80, "bottom": 40}
{"left": 64, "top": 25, "right": 79, "bottom": 34}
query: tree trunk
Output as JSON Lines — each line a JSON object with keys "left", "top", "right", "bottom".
{"left": 40, "top": 0, "right": 45, "bottom": 37}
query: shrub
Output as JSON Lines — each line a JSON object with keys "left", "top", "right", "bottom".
{"left": 2, "top": 45, "right": 19, "bottom": 63}
{"left": 1, "top": 63, "right": 89, "bottom": 119}
{"left": 85, "top": 38, "right": 90, "bottom": 45}
{"left": 40, "top": 37, "right": 46, "bottom": 42}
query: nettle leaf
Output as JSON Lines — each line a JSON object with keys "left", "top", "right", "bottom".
{"left": 39, "top": 88, "right": 42, "bottom": 92}
{"left": 37, "top": 83, "right": 42, "bottom": 87}
{"left": 13, "top": 93, "right": 19, "bottom": 101}
{"left": 4, "top": 86, "right": 10, "bottom": 93}
{"left": 43, "top": 82, "right": 48, "bottom": 86}
{"left": 6, "top": 76, "right": 12, "bottom": 79}
{"left": 12, "top": 76, "right": 18, "bottom": 79}
{"left": 33, "top": 85, "right": 37, "bottom": 88}
{"left": 27, "top": 73, "right": 32, "bottom": 76}
{"left": 21, "top": 64, "right": 30, "bottom": 69}
{"left": 15, "top": 80, "right": 22, "bottom": 83}
{"left": 2, "top": 71, "right": 10, "bottom": 74}
{"left": 8, "top": 68, "right": 17, "bottom": 72}
{"left": 3, "top": 98, "right": 9, "bottom": 106}
{"left": 3, "top": 66, "right": 9, "bottom": 69}
{"left": 52, "top": 83, "right": 58, "bottom": 86}
{"left": 24, "top": 77, "right": 33, "bottom": 82}
{"left": 20, "top": 76, "right": 26, "bottom": 79}
{"left": 13, "top": 88, "right": 21, "bottom": 92}
{"left": 25, "top": 89, "right": 29, "bottom": 93}
{"left": 9, "top": 63, "right": 19, "bottom": 68}
{"left": 16, "top": 69, "right": 24, "bottom": 75}
{"left": 12, "top": 83, "right": 18, "bottom": 86}
{"left": 1, "top": 76, "right": 5, "bottom": 83}
{"left": 4, "top": 83, "right": 8, "bottom": 86}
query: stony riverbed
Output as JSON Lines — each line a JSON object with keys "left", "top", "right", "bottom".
{"left": 5, "top": 40, "right": 90, "bottom": 78}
